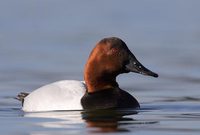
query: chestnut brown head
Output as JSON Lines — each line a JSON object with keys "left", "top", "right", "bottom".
{"left": 84, "top": 37, "right": 158, "bottom": 92}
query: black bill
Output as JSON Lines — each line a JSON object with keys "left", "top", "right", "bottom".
{"left": 125, "top": 53, "right": 158, "bottom": 78}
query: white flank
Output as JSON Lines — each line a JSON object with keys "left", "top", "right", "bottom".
{"left": 22, "top": 80, "right": 86, "bottom": 112}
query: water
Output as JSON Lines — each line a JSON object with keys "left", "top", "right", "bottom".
{"left": 0, "top": 0, "right": 200, "bottom": 134}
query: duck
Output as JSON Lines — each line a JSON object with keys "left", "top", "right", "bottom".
{"left": 17, "top": 37, "right": 158, "bottom": 112}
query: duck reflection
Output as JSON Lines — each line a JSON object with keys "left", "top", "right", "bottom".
{"left": 81, "top": 109, "right": 138, "bottom": 133}
{"left": 23, "top": 109, "right": 139, "bottom": 133}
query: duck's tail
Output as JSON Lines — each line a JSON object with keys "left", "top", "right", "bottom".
{"left": 15, "top": 92, "right": 29, "bottom": 106}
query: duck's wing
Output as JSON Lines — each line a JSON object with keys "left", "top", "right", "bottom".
{"left": 19, "top": 80, "right": 86, "bottom": 112}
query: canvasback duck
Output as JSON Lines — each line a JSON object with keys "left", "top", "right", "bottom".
{"left": 17, "top": 37, "right": 158, "bottom": 112}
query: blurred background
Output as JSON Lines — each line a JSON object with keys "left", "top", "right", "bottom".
{"left": 0, "top": 1, "right": 200, "bottom": 134}
{"left": 0, "top": 0, "right": 200, "bottom": 103}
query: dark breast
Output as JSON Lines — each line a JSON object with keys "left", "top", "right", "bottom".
{"left": 81, "top": 88, "right": 140, "bottom": 110}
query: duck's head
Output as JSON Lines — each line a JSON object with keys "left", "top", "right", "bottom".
{"left": 84, "top": 37, "right": 158, "bottom": 93}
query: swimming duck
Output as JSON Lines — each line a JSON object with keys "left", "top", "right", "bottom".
{"left": 17, "top": 37, "right": 158, "bottom": 112}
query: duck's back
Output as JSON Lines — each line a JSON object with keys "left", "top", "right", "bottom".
{"left": 22, "top": 80, "right": 86, "bottom": 112}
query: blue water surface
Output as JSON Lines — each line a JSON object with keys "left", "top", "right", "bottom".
{"left": 0, "top": 0, "right": 200, "bottom": 135}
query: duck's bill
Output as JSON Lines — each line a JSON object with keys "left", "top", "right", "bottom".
{"left": 125, "top": 55, "right": 158, "bottom": 78}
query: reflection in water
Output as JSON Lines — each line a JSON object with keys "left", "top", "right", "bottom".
{"left": 23, "top": 109, "right": 158, "bottom": 133}
{"left": 7, "top": 106, "right": 200, "bottom": 134}
{"left": 82, "top": 109, "right": 138, "bottom": 133}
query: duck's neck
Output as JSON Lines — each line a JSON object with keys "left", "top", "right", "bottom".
{"left": 84, "top": 64, "right": 119, "bottom": 93}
